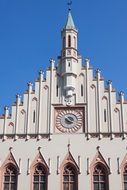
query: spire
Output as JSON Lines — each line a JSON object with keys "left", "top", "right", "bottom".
{"left": 60, "top": 7, "right": 78, "bottom": 106}
{"left": 64, "top": 11, "right": 76, "bottom": 30}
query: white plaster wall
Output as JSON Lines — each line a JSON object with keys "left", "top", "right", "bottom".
{"left": 0, "top": 119, "right": 4, "bottom": 134}
{"left": 0, "top": 135, "right": 126, "bottom": 189}
{"left": 0, "top": 60, "right": 127, "bottom": 136}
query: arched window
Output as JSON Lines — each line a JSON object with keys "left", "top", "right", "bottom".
{"left": 93, "top": 165, "right": 108, "bottom": 190}
{"left": 63, "top": 37, "right": 65, "bottom": 49}
{"left": 123, "top": 165, "right": 127, "bottom": 190}
{"left": 74, "top": 36, "right": 76, "bottom": 48}
{"left": 63, "top": 164, "right": 77, "bottom": 190}
{"left": 3, "top": 164, "right": 18, "bottom": 190}
{"left": 33, "top": 110, "right": 36, "bottom": 123}
{"left": 81, "top": 84, "right": 83, "bottom": 96}
{"left": 104, "top": 109, "right": 107, "bottom": 123}
{"left": 68, "top": 35, "right": 71, "bottom": 47}
{"left": 56, "top": 85, "right": 59, "bottom": 97}
{"left": 33, "top": 164, "right": 47, "bottom": 190}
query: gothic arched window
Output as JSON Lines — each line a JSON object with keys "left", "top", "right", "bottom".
{"left": 33, "top": 164, "right": 47, "bottom": 190}
{"left": 63, "top": 37, "right": 65, "bottom": 49}
{"left": 68, "top": 35, "right": 71, "bottom": 47}
{"left": 93, "top": 164, "right": 109, "bottom": 190}
{"left": 104, "top": 109, "right": 107, "bottom": 123}
{"left": 33, "top": 110, "right": 36, "bottom": 123}
{"left": 3, "top": 164, "right": 18, "bottom": 190}
{"left": 63, "top": 164, "right": 77, "bottom": 190}
{"left": 74, "top": 36, "right": 76, "bottom": 48}
{"left": 56, "top": 85, "right": 59, "bottom": 97}
{"left": 123, "top": 165, "right": 127, "bottom": 190}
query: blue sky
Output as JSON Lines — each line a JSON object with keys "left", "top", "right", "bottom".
{"left": 0, "top": 0, "right": 127, "bottom": 113}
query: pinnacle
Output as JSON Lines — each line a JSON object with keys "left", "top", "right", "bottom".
{"left": 64, "top": 11, "right": 76, "bottom": 30}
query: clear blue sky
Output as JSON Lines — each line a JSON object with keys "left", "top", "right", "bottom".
{"left": 0, "top": 0, "right": 127, "bottom": 113}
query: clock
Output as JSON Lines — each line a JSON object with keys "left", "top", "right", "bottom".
{"left": 61, "top": 113, "right": 78, "bottom": 128}
{"left": 55, "top": 108, "right": 83, "bottom": 133}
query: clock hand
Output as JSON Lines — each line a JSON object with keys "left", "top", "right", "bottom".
{"left": 65, "top": 116, "right": 74, "bottom": 123}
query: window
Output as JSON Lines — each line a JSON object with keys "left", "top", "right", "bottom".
{"left": 33, "top": 110, "right": 36, "bottom": 123}
{"left": 81, "top": 84, "right": 83, "bottom": 97}
{"left": 33, "top": 164, "right": 47, "bottom": 190}
{"left": 123, "top": 165, "right": 127, "bottom": 190}
{"left": 3, "top": 165, "right": 18, "bottom": 190}
{"left": 74, "top": 36, "right": 76, "bottom": 48}
{"left": 104, "top": 109, "right": 107, "bottom": 123}
{"left": 68, "top": 35, "right": 71, "bottom": 47}
{"left": 63, "top": 165, "right": 77, "bottom": 190}
{"left": 93, "top": 165, "right": 108, "bottom": 190}
{"left": 68, "top": 62, "right": 70, "bottom": 67}
{"left": 56, "top": 85, "right": 59, "bottom": 97}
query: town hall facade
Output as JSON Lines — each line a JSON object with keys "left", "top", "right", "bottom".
{"left": 0, "top": 10, "right": 127, "bottom": 190}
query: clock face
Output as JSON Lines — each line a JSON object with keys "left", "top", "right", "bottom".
{"left": 55, "top": 109, "right": 83, "bottom": 133}
{"left": 61, "top": 113, "right": 78, "bottom": 128}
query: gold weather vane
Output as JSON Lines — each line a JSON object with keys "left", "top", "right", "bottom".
{"left": 67, "top": 0, "right": 72, "bottom": 11}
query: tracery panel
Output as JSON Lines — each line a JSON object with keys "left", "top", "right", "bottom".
{"left": 33, "top": 164, "right": 47, "bottom": 190}
{"left": 3, "top": 164, "right": 18, "bottom": 190}
{"left": 63, "top": 165, "right": 77, "bottom": 190}
{"left": 93, "top": 165, "right": 108, "bottom": 190}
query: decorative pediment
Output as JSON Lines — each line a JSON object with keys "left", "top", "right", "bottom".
{"left": 1, "top": 149, "right": 19, "bottom": 172}
{"left": 91, "top": 149, "right": 110, "bottom": 174}
{"left": 30, "top": 151, "right": 49, "bottom": 173}
{"left": 61, "top": 151, "right": 80, "bottom": 173}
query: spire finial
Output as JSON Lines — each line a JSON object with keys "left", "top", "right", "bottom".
{"left": 68, "top": 139, "right": 71, "bottom": 152}
{"left": 38, "top": 147, "right": 41, "bottom": 152}
{"left": 67, "top": 0, "right": 72, "bottom": 11}
{"left": 9, "top": 147, "right": 13, "bottom": 152}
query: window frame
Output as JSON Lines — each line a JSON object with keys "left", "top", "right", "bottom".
{"left": 32, "top": 164, "right": 48, "bottom": 190}
{"left": 68, "top": 35, "right": 71, "bottom": 47}
{"left": 62, "top": 164, "right": 78, "bottom": 190}
{"left": 3, "top": 164, "right": 18, "bottom": 190}
{"left": 74, "top": 36, "right": 76, "bottom": 49}
{"left": 92, "top": 164, "right": 109, "bottom": 190}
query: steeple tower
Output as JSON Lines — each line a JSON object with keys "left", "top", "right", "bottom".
{"left": 61, "top": 11, "right": 78, "bottom": 60}
{"left": 60, "top": 10, "right": 78, "bottom": 105}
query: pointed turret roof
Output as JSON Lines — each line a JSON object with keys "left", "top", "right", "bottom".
{"left": 64, "top": 11, "right": 76, "bottom": 30}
